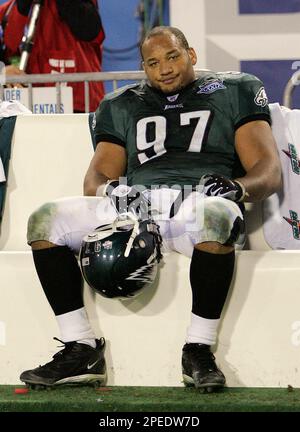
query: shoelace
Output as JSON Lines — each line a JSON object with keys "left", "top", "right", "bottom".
{"left": 36, "top": 338, "right": 76, "bottom": 368}
{"left": 52, "top": 337, "right": 76, "bottom": 359}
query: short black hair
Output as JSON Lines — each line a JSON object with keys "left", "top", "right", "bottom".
{"left": 140, "top": 26, "right": 190, "bottom": 59}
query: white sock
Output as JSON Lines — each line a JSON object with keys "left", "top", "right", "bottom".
{"left": 56, "top": 307, "right": 96, "bottom": 348}
{"left": 186, "top": 312, "right": 219, "bottom": 346}
{"left": 78, "top": 338, "right": 97, "bottom": 348}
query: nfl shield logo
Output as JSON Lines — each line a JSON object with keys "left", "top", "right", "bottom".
{"left": 103, "top": 240, "right": 113, "bottom": 250}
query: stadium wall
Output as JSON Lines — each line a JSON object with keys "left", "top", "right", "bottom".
{"left": 1, "top": 114, "right": 300, "bottom": 388}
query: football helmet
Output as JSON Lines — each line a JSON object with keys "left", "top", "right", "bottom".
{"left": 80, "top": 214, "right": 163, "bottom": 299}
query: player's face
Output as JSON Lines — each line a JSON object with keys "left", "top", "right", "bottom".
{"left": 142, "top": 33, "right": 197, "bottom": 94}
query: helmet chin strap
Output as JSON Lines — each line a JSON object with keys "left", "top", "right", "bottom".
{"left": 86, "top": 212, "right": 158, "bottom": 259}
{"left": 123, "top": 214, "right": 140, "bottom": 258}
{"left": 97, "top": 212, "right": 140, "bottom": 258}
{"left": 91, "top": 212, "right": 139, "bottom": 241}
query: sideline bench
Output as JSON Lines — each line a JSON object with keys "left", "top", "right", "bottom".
{"left": 0, "top": 114, "right": 298, "bottom": 388}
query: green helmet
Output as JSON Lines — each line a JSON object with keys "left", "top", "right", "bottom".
{"left": 80, "top": 214, "right": 163, "bottom": 299}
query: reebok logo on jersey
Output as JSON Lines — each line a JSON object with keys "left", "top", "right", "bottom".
{"left": 197, "top": 80, "right": 226, "bottom": 95}
{"left": 254, "top": 87, "right": 268, "bottom": 107}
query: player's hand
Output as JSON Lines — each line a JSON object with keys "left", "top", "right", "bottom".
{"left": 3, "top": 65, "right": 26, "bottom": 88}
{"left": 105, "top": 181, "right": 151, "bottom": 220}
{"left": 200, "top": 174, "right": 246, "bottom": 202}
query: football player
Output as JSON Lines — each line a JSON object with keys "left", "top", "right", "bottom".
{"left": 20, "top": 26, "right": 281, "bottom": 392}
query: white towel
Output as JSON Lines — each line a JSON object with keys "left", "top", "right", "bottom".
{"left": 0, "top": 100, "right": 32, "bottom": 182}
{"left": 263, "top": 103, "right": 300, "bottom": 249}
{"left": 0, "top": 100, "right": 32, "bottom": 118}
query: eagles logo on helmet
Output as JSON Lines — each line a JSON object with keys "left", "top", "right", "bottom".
{"left": 79, "top": 214, "right": 163, "bottom": 299}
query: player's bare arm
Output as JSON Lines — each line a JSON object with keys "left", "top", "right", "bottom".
{"left": 83, "top": 141, "right": 127, "bottom": 196}
{"left": 234, "top": 120, "right": 282, "bottom": 202}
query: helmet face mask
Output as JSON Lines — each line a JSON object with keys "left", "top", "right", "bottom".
{"left": 80, "top": 215, "right": 163, "bottom": 299}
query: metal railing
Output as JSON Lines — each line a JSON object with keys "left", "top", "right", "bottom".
{"left": 0, "top": 69, "right": 207, "bottom": 113}
{"left": 283, "top": 70, "right": 300, "bottom": 108}
{"left": 3, "top": 68, "right": 300, "bottom": 111}
{"left": 1, "top": 71, "right": 147, "bottom": 112}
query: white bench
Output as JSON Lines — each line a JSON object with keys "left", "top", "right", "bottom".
{"left": 0, "top": 114, "right": 299, "bottom": 388}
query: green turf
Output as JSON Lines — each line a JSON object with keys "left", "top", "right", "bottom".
{"left": 0, "top": 385, "right": 300, "bottom": 412}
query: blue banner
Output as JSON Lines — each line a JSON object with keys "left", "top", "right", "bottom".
{"left": 241, "top": 60, "right": 300, "bottom": 108}
{"left": 239, "top": 0, "right": 300, "bottom": 14}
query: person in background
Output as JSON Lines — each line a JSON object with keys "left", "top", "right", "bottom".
{"left": 0, "top": 1, "right": 25, "bottom": 85}
{"left": 1, "top": 64, "right": 25, "bottom": 85}
{"left": 0, "top": 0, "right": 105, "bottom": 111}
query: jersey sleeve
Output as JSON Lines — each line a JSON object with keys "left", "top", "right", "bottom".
{"left": 93, "top": 97, "right": 126, "bottom": 147}
{"left": 231, "top": 73, "right": 271, "bottom": 130}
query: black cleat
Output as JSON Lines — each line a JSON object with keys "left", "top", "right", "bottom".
{"left": 20, "top": 337, "right": 107, "bottom": 389}
{"left": 182, "top": 343, "right": 225, "bottom": 393}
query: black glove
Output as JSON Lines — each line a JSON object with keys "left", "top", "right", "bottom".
{"left": 105, "top": 181, "right": 151, "bottom": 220}
{"left": 200, "top": 174, "right": 246, "bottom": 202}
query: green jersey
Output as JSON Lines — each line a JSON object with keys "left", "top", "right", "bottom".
{"left": 94, "top": 71, "right": 270, "bottom": 189}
